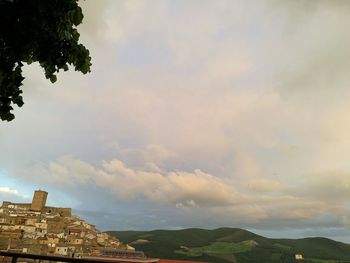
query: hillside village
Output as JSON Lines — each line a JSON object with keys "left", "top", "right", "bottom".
{"left": 0, "top": 190, "right": 133, "bottom": 256}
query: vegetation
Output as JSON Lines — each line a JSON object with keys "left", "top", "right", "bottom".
{"left": 175, "top": 241, "right": 253, "bottom": 257}
{"left": 0, "top": 0, "right": 91, "bottom": 121}
{"left": 108, "top": 228, "right": 350, "bottom": 263}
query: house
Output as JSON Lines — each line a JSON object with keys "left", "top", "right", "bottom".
{"left": 55, "top": 245, "right": 76, "bottom": 256}
{"left": 21, "top": 225, "right": 36, "bottom": 233}
{"left": 67, "top": 236, "right": 84, "bottom": 245}
{"left": 35, "top": 221, "right": 48, "bottom": 229}
{"left": 68, "top": 227, "right": 82, "bottom": 236}
{"left": 25, "top": 218, "right": 38, "bottom": 226}
{"left": 55, "top": 246, "right": 69, "bottom": 256}
{"left": 23, "top": 232, "right": 36, "bottom": 239}
{"left": 47, "top": 235, "right": 60, "bottom": 245}
{"left": 57, "top": 232, "right": 66, "bottom": 239}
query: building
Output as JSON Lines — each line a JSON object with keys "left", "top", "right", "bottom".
{"left": 0, "top": 190, "right": 125, "bottom": 257}
{"left": 1, "top": 190, "right": 72, "bottom": 217}
{"left": 30, "top": 190, "right": 48, "bottom": 212}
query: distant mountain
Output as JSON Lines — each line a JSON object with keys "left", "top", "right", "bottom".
{"left": 107, "top": 228, "right": 350, "bottom": 263}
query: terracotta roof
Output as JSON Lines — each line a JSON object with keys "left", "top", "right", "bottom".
{"left": 69, "top": 228, "right": 82, "bottom": 233}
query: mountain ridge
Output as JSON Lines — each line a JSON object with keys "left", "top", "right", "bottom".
{"left": 107, "top": 227, "right": 350, "bottom": 263}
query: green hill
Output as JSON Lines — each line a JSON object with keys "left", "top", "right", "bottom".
{"left": 107, "top": 228, "right": 350, "bottom": 263}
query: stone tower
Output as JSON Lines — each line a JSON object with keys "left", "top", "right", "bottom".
{"left": 30, "top": 190, "right": 48, "bottom": 212}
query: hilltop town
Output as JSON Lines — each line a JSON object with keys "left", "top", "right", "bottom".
{"left": 0, "top": 190, "right": 132, "bottom": 256}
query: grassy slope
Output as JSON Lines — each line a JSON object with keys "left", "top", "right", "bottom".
{"left": 276, "top": 237, "right": 350, "bottom": 260}
{"left": 107, "top": 228, "right": 350, "bottom": 263}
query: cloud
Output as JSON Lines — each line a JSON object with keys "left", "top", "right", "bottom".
{"left": 293, "top": 171, "right": 350, "bottom": 205}
{"left": 0, "top": 186, "right": 28, "bottom": 202}
{"left": 79, "top": 0, "right": 111, "bottom": 41}
{"left": 0, "top": 187, "right": 19, "bottom": 196}
{"left": 176, "top": 200, "right": 198, "bottom": 208}
{"left": 263, "top": 0, "right": 350, "bottom": 105}
{"left": 17, "top": 156, "right": 335, "bottom": 227}
{"left": 3, "top": 0, "right": 350, "bottom": 240}
{"left": 260, "top": 195, "right": 327, "bottom": 221}
{"left": 248, "top": 179, "right": 282, "bottom": 193}
{"left": 21, "top": 156, "right": 243, "bottom": 208}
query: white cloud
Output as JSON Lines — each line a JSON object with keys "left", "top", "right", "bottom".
{"left": 22, "top": 156, "right": 243, "bottom": 207}
{"left": 17, "top": 156, "right": 339, "bottom": 226}
{"left": 0, "top": 187, "right": 19, "bottom": 196}
{"left": 176, "top": 200, "right": 198, "bottom": 209}
{"left": 0, "top": 187, "right": 28, "bottom": 201}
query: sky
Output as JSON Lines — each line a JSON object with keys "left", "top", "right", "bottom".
{"left": 2, "top": 0, "right": 350, "bottom": 242}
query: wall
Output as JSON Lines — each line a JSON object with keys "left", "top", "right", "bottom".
{"left": 44, "top": 207, "right": 72, "bottom": 217}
